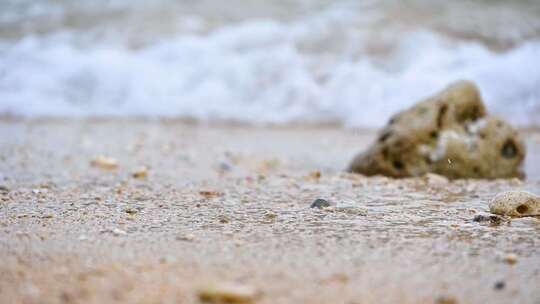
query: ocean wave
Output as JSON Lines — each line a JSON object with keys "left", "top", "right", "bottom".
{"left": 0, "top": 17, "right": 539, "bottom": 127}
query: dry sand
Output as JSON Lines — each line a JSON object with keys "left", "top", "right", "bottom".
{"left": 1, "top": 119, "right": 540, "bottom": 304}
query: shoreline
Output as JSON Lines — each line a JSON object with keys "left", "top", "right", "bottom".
{"left": 2, "top": 116, "right": 540, "bottom": 131}
{"left": 2, "top": 118, "right": 540, "bottom": 181}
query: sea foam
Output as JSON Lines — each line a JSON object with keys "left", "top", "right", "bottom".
{"left": 0, "top": 16, "right": 539, "bottom": 127}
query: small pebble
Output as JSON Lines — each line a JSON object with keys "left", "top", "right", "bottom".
{"left": 308, "top": 170, "right": 321, "bottom": 180}
{"left": 200, "top": 190, "right": 223, "bottom": 198}
{"left": 494, "top": 281, "right": 505, "bottom": 290}
{"left": 101, "top": 228, "right": 127, "bottom": 236}
{"left": 218, "top": 162, "right": 232, "bottom": 172}
{"left": 111, "top": 228, "right": 127, "bottom": 236}
{"left": 218, "top": 215, "right": 230, "bottom": 224}
{"left": 0, "top": 185, "right": 9, "bottom": 193}
{"left": 435, "top": 295, "right": 457, "bottom": 304}
{"left": 264, "top": 211, "right": 277, "bottom": 220}
{"left": 311, "top": 198, "right": 331, "bottom": 209}
{"left": 132, "top": 166, "right": 148, "bottom": 179}
{"left": 176, "top": 233, "right": 195, "bottom": 241}
{"left": 472, "top": 213, "right": 503, "bottom": 225}
{"left": 90, "top": 156, "right": 118, "bottom": 170}
{"left": 503, "top": 253, "right": 518, "bottom": 265}
{"left": 124, "top": 208, "right": 138, "bottom": 215}
{"left": 198, "top": 282, "right": 258, "bottom": 304}
{"left": 257, "top": 158, "right": 280, "bottom": 172}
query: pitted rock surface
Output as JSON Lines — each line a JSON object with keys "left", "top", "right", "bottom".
{"left": 489, "top": 191, "right": 540, "bottom": 217}
{"left": 348, "top": 81, "right": 525, "bottom": 179}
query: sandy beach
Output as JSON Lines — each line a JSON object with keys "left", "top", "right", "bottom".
{"left": 2, "top": 1, "right": 540, "bottom": 303}
{"left": 1, "top": 119, "right": 539, "bottom": 304}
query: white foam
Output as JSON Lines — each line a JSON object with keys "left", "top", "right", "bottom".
{"left": 0, "top": 17, "right": 539, "bottom": 127}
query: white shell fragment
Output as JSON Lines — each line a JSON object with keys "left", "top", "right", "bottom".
{"left": 489, "top": 191, "right": 540, "bottom": 217}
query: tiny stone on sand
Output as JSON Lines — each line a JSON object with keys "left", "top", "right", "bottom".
{"left": 494, "top": 281, "right": 505, "bottom": 290}
{"left": 176, "top": 233, "right": 195, "bottom": 241}
{"left": 503, "top": 253, "right": 518, "bottom": 265}
{"left": 200, "top": 190, "right": 224, "bottom": 198}
{"left": 311, "top": 198, "right": 331, "bottom": 209}
{"left": 436, "top": 295, "right": 458, "bottom": 304}
{"left": 132, "top": 166, "right": 148, "bottom": 179}
{"left": 472, "top": 213, "right": 503, "bottom": 225}
{"left": 90, "top": 156, "right": 118, "bottom": 170}
{"left": 198, "top": 282, "right": 258, "bottom": 304}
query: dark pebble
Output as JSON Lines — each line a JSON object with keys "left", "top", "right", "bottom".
{"left": 473, "top": 213, "right": 502, "bottom": 225}
{"left": 0, "top": 185, "right": 9, "bottom": 193}
{"left": 218, "top": 162, "right": 232, "bottom": 172}
{"left": 494, "top": 281, "right": 505, "bottom": 290}
{"left": 311, "top": 198, "right": 331, "bottom": 209}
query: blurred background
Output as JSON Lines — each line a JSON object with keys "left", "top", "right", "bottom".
{"left": 1, "top": 0, "right": 539, "bottom": 127}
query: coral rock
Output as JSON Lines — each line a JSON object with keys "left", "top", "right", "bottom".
{"left": 489, "top": 191, "right": 540, "bottom": 217}
{"left": 348, "top": 81, "right": 525, "bottom": 179}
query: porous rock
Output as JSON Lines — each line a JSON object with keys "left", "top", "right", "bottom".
{"left": 488, "top": 190, "right": 540, "bottom": 217}
{"left": 348, "top": 81, "right": 525, "bottom": 179}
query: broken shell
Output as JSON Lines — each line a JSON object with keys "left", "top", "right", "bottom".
{"left": 90, "top": 156, "right": 118, "bottom": 170}
{"left": 488, "top": 191, "right": 540, "bottom": 217}
{"left": 198, "top": 282, "right": 258, "bottom": 304}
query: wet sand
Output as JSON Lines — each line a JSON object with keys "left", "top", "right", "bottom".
{"left": 1, "top": 119, "right": 540, "bottom": 304}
